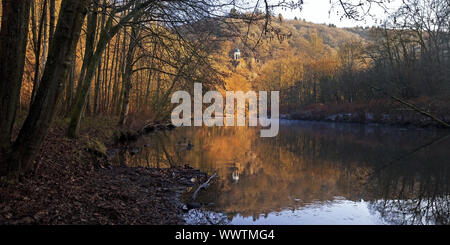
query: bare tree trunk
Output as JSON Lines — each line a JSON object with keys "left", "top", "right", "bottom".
{"left": 106, "top": 35, "right": 119, "bottom": 113}
{"left": 49, "top": 0, "right": 55, "bottom": 46}
{"left": 93, "top": 57, "right": 102, "bottom": 114}
{"left": 111, "top": 31, "right": 122, "bottom": 113}
{"left": 0, "top": 0, "right": 32, "bottom": 150}
{"left": 64, "top": 53, "right": 76, "bottom": 115}
{"left": 2, "top": 0, "right": 89, "bottom": 178}
{"left": 93, "top": 7, "right": 105, "bottom": 115}
{"left": 101, "top": 41, "right": 111, "bottom": 112}
{"left": 118, "top": 26, "right": 139, "bottom": 125}
{"left": 30, "top": 0, "right": 48, "bottom": 105}
{"left": 116, "top": 28, "right": 128, "bottom": 115}
{"left": 67, "top": 2, "right": 150, "bottom": 138}
{"left": 75, "top": 8, "right": 98, "bottom": 101}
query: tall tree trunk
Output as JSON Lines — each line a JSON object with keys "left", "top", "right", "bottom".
{"left": 92, "top": 6, "right": 105, "bottom": 115}
{"left": 111, "top": 31, "right": 123, "bottom": 114}
{"left": 101, "top": 41, "right": 111, "bottom": 112}
{"left": 67, "top": 2, "right": 150, "bottom": 138}
{"left": 107, "top": 35, "right": 119, "bottom": 113}
{"left": 2, "top": 0, "right": 89, "bottom": 178}
{"left": 75, "top": 8, "right": 98, "bottom": 103}
{"left": 118, "top": 26, "right": 138, "bottom": 125}
{"left": 93, "top": 58, "right": 102, "bottom": 114}
{"left": 49, "top": 0, "right": 55, "bottom": 46}
{"left": 30, "top": 0, "right": 48, "bottom": 105}
{"left": 64, "top": 53, "right": 76, "bottom": 116}
{"left": 115, "top": 28, "right": 128, "bottom": 115}
{"left": 0, "top": 0, "right": 32, "bottom": 150}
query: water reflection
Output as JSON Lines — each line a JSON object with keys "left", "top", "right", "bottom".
{"left": 111, "top": 121, "right": 450, "bottom": 225}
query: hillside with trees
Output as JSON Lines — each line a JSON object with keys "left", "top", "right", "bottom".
{"left": 209, "top": 8, "right": 450, "bottom": 128}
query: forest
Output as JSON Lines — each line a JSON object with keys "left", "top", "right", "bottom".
{"left": 0, "top": 0, "right": 449, "bottom": 226}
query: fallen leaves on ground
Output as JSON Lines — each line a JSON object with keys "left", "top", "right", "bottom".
{"left": 0, "top": 126, "right": 206, "bottom": 225}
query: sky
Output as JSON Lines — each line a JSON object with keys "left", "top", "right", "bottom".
{"left": 274, "top": 0, "right": 402, "bottom": 28}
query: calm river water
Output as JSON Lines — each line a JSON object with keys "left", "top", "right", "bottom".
{"left": 112, "top": 120, "right": 450, "bottom": 225}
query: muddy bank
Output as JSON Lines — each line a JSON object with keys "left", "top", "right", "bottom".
{"left": 287, "top": 111, "right": 450, "bottom": 128}
{"left": 284, "top": 102, "right": 450, "bottom": 128}
{"left": 0, "top": 121, "right": 206, "bottom": 225}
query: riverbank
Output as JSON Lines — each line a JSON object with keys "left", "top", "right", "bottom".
{"left": 0, "top": 117, "right": 205, "bottom": 225}
{"left": 283, "top": 99, "right": 450, "bottom": 128}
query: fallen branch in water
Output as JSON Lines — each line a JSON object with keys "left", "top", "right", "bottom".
{"left": 371, "top": 86, "right": 450, "bottom": 128}
{"left": 192, "top": 172, "right": 217, "bottom": 201}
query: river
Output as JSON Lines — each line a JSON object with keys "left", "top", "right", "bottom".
{"left": 111, "top": 120, "right": 450, "bottom": 225}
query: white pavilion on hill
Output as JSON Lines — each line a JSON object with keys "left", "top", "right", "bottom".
{"left": 233, "top": 48, "right": 241, "bottom": 60}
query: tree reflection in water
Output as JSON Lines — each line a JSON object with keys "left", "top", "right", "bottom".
{"left": 111, "top": 121, "right": 450, "bottom": 225}
{"left": 184, "top": 209, "right": 229, "bottom": 225}
{"left": 365, "top": 141, "right": 450, "bottom": 225}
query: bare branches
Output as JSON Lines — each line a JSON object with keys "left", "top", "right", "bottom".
{"left": 192, "top": 172, "right": 217, "bottom": 201}
{"left": 332, "top": 0, "right": 394, "bottom": 22}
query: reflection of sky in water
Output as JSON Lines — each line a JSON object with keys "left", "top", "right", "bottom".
{"left": 185, "top": 198, "right": 388, "bottom": 225}
{"left": 229, "top": 199, "right": 386, "bottom": 225}
{"left": 185, "top": 196, "right": 450, "bottom": 225}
